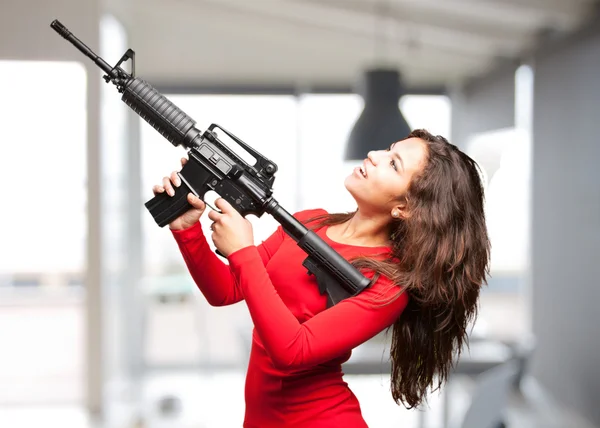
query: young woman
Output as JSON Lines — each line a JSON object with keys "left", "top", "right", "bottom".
{"left": 153, "top": 129, "right": 491, "bottom": 427}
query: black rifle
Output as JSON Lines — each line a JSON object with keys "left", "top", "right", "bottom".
{"left": 50, "top": 19, "right": 371, "bottom": 307}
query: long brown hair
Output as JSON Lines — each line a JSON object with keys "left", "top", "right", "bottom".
{"left": 308, "top": 129, "right": 490, "bottom": 409}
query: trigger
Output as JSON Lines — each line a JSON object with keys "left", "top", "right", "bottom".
{"left": 205, "top": 201, "right": 222, "bottom": 214}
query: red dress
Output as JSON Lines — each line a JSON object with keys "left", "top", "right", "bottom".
{"left": 172, "top": 209, "right": 409, "bottom": 427}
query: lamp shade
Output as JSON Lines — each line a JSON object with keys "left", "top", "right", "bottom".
{"left": 344, "top": 69, "right": 412, "bottom": 161}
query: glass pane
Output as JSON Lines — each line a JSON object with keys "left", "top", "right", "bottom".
{"left": 462, "top": 66, "right": 533, "bottom": 341}
{"left": 140, "top": 94, "right": 297, "bottom": 367}
{"left": 297, "top": 94, "right": 363, "bottom": 212}
{"left": 297, "top": 94, "right": 452, "bottom": 212}
{"left": 400, "top": 94, "right": 452, "bottom": 137}
{"left": 0, "top": 60, "right": 87, "bottom": 404}
{"left": 466, "top": 127, "right": 532, "bottom": 340}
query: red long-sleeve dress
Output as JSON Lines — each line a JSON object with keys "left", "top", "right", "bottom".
{"left": 171, "top": 208, "right": 409, "bottom": 427}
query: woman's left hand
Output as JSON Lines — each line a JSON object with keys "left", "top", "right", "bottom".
{"left": 207, "top": 198, "right": 255, "bottom": 257}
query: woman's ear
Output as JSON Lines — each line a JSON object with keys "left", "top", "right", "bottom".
{"left": 392, "top": 204, "right": 409, "bottom": 220}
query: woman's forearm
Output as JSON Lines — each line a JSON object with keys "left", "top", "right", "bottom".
{"left": 172, "top": 222, "right": 243, "bottom": 306}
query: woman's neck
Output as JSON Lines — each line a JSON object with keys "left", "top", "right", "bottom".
{"left": 329, "top": 210, "right": 392, "bottom": 247}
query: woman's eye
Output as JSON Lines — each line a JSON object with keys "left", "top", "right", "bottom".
{"left": 390, "top": 160, "right": 397, "bottom": 170}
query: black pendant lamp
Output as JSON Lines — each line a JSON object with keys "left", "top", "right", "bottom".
{"left": 344, "top": 68, "right": 412, "bottom": 161}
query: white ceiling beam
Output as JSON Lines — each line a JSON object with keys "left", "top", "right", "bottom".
{"left": 189, "top": 0, "right": 523, "bottom": 57}
{"left": 133, "top": 0, "right": 492, "bottom": 64}
{"left": 135, "top": 2, "right": 490, "bottom": 70}
{"left": 481, "top": 0, "right": 597, "bottom": 16}
{"left": 285, "top": 0, "right": 534, "bottom": 48}
{"left": 125, "top": 0, "right": 490, "bottom": 87}
{"left": 296, "top": 0, "right": 535, "bottom": 34}
{"left": 450, "top": 0, "right": 595, "bottom": 31}
{"left": 106, "top": 0, "right": 596, "bottom": 87}
{"left": 293, "top": 0, "right": 595, "bottom": 44}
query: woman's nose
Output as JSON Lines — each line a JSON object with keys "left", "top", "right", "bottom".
{"left": 367, "top": 151, "right": 379, "bottom": 165}
{"left": 367, "top": 150, "right": 377, "bottom": 165}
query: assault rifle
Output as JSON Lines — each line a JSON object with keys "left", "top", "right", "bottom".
{"left": 50, "top": 19, "right": 370, "bottom": 307}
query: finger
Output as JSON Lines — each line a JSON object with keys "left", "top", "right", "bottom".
{"left": 170, "top": 171, "right": 181, "bottom": 187}
{"left": 214, "top": 197, "right": 234, "bottom": 214}
{"left": 162, "top": 176, "right": 174, "bottom": 196}
{"left": 207, "top": 209, "right": 223, "bottom": 222}
{"left": 187, "top": 193, "right": 206, "bottom": 209}
{"left": 181, "top": 157, "right": 188, "bottom": 167}
{"left": 152, "top": 184, "right": 165, "bottom": 195}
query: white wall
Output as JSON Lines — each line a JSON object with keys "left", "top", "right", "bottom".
{"left": 531, "top": 22, "right": 600, "bottom": 426}
{"left": 0, "top": 0, "right": 104, "bottom": 416}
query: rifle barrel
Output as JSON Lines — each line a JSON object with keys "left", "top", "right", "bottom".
{"left": 50, "top": 20, "right": 115, "bottom": 76}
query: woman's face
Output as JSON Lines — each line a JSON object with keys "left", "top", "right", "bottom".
{"left": 344, "top": 137, "right": 428, "bottom": 216}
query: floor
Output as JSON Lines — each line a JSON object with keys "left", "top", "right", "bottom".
{"left": 0, "top": 289, "right": 597, "bottom": 428}
{"left": 0, "top": 372, "right": 597, "bottom": 428}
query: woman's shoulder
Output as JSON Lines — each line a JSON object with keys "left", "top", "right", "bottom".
{"left": 349, "top": 271, "right": 409, "bottom": 311}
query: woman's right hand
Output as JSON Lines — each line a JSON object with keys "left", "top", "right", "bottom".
{"left": 152, "top": 157, "right": 207, "bottom": 230}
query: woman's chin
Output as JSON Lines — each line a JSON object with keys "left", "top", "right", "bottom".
{"left": 343, "top": 176, "right": 358, "bottom": 193}
{"left": 343, "top": 181, "right": 358, "bottom": 200}
{"left": 343, "top": 175, "right": 352, "bottom": 188}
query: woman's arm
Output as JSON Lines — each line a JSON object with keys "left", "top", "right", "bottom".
{"left": 228, "top": 246, "right": 409, "bottom": 370}
{"left": 172, "top": 222, "right": 285, "bottom": 306}
{"left": 172, "top": 208, "right": 326, "bottom": 307}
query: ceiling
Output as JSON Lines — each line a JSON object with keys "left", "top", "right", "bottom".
{"left": 105, "top": 0, "right": 599, "bottom": 91}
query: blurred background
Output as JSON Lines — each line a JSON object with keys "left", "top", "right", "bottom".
{"left": 0, "top": 0, "right": 599, "bottom": 427}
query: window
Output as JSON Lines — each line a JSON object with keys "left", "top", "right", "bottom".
{"left": 138, "top": 92, "right": 452, "bottom": 368}
{"left": 463, "top": 65, "right": 534, "bottom": 340}
{"left": 297, "top": 94, "right": 452, "bottom": 211}
{"left": 140, "top": 94, "right": 298, "bottom": 366}
{"left": 0, "top": 60, "right": 87, "bottom": 403}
